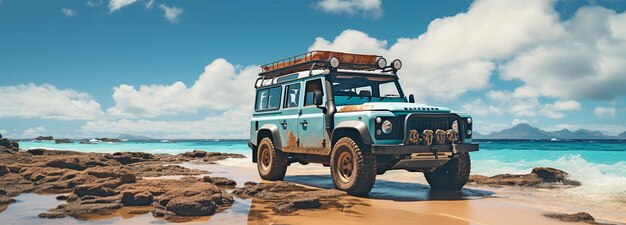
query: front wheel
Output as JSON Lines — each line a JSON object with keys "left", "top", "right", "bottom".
{"left": 330, "top": 137, "right": 376, "bottom": 196}
{"left": 257, "top": 137, "right": 288, "bottom": 181}
{"left": 424, "top": 152, "right": 471, "bottom": 190}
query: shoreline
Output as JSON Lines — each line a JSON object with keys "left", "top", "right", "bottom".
{"left": 0, "top": 148, "right": 624, "bottom": 225}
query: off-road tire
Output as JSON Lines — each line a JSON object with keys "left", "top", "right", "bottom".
{"left": 424, "top": 152, "right": 471, "bottom": 190}
{"left": 330, "top": 137, "right": 376, "bottom": 196}
{"left": 257, "top": 137, "right": 288, "bottom": 181}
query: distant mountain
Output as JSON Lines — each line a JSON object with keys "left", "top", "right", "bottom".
{"left": 117, "top": 134, "right": 153, "bottom": 140}
{"left": 484, "top": 123, "right": 551, "bottom": 139}
{"left": 619, "top": 131, "right": 626, "bottom": 139}
{"left": 476, "top": 123, "right": 617, "bottom": 139}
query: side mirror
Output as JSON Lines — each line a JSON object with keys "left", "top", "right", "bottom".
{"left": 408, "top": 94, "right": 415, "bottom": 103}
{"left": 313, "top": 90, "right": 324, "bottom": 106}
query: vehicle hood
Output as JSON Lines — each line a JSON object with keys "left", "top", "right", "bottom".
{"left": 336, "top": 102, "right": 451, "bottom": 113}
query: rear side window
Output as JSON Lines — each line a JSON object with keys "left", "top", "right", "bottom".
{"left": 255, "top": 86, "right": 282, "bottom": 111}
{"left": 284, "top": 83, "right": 301, "bottom": 108}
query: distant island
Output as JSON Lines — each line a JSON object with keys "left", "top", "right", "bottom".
{"left": 117, "top": 134, "right": 153, "bottom": 140}
{"left": 475, "top": 123, "right": 625, "bottom": 140}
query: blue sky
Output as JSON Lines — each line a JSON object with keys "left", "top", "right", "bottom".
{"left": 1, "top": 0, "right": 625, "bottom": 139}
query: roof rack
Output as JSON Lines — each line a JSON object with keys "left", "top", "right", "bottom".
{"left": 258, "top": 50, "right": 382, "bottom": 78}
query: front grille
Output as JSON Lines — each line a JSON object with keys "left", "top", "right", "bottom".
{"left": 407, "top": 117, "right": 452, "bottom": 133}
{"left": 403, "top": 113, "right": 465, "bottom": 144}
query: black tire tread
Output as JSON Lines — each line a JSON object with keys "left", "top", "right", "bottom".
{"left": 331, "top": 137, "right": 376, "bottom": 196}
{"left": 257, "top": 137, "right": 288, "bottom": 181}
{"left": 424, "top": 152, "right": 471, "bottom": 190}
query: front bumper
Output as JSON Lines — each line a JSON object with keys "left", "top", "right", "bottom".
{"left": 371, "top": 143, "right": 479, "bottom": 155}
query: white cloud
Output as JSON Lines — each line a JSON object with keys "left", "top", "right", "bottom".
{"left": 159, "top": 4, "right": 183, "bottom": 23}
{"left": 309, "top": 0, "right": 563, "bottom": 101}
{"left": 84, "top": 106, "right": 251, "bottom": 139}
{"left": 594, "top": 106, "right": 616, "bottom": 117}
{"left": 314, "top": 0, "right": 382, "bottom": 18}
{"left": 61, "top": 8, "right": 75, "bottom": 17}
{"left": 501, "top": 6, "right": 626, "bottom": 100}
{"left": 461, "top": 99, "right": 503, "bottom": 116}
{"left": 87, "top": 0, "right": 103, "bottom": 8}
{"left": 465, "top": 91, "right": 581, "bottom": 119}
{"left": 145, "top": 0, "right": 154, "bottom": 9}
{"left": 511, "top": 118, "right": 529, "bottom": 125}
{"left": 21, "top": 126, "right": 47, "bottom": 138}
{"left": 0, "top": 83, "right": 103, "bottom": 120}
{"left": 109, "top": 0, "right": 137, "bottom": 12}
{"left": 107, "top": 59, "right": 259, "bottom": 118}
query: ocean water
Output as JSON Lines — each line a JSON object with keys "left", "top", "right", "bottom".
{"left": 18, "top": 139, "right": 626, "bottom": 196}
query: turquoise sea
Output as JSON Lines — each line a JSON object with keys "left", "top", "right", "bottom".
{"left": 18, "top": 139, "right": 626, "bottom": 196}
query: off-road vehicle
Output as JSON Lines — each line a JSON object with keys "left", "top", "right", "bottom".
{"left": 248, "top": 51, "right": 479, "bottom": 196}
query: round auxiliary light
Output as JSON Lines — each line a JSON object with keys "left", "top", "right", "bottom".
{"left": 391, "top": 59, "right": 402, "bottom": 70}
{"left": 467, "top": 130, "right": 472, "bottom": 136}
{"left": 376, "top": 57, "right": 387, "bottom": 69}
{"left": 382, "top": 120, "right": 393, "bottom": 134}
{"left": 466, "top": 118, "right": 472, "bottom": 124}
{"left": 329, "top": 57, "right": 340, "bottom": 68}
{"left": 375, "top": 117, "right": 382, "bottom": 123}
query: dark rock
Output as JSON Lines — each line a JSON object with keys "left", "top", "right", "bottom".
{"left": 38, "top": 212, "right": 66, "bottom": 219}
{"left": 165, "top": 195, "right": 218, "bottom": 216}
{"left": 469, "top": 167, "right": 581, "bottom": 187}
{"left": 0, "top": 165, "right": 9, "bottom": 176}
{"left": 46, "top": 158, "right": 87, "bottom": 170}
{"left": 543, "top": 212, "right": 595, "bottom": 223}
{"left": 27, "top": 148, "right": 46, "bottom": 155}
{"left": 121, "top": 191, "right": 154, "bottom": 206}
{"left": 54, "top": 139, "right": 72, "bottom": 144}
{"left": 192, "top": 150, "right": 207, "bottom": 158}
{"left": 112, "top": 152, "right": 153, "bottom": 165}
{"left": 74, "top": 184, "right": 117, "bottom": 197}
{"left": 96, "top": 138, "right": 121, "bottom": 142}
{"left": 531, "top": 167, "right": 568, "bottom": 182}
{"left": 273, "top": 197, "right": 321, "bottom": 213}
{"left": 202, "top": 176, "right": 236, "bottom": 186}
{"left": 35, "top": 136, "right": 54, "bottom": 141}
{"left": 0, "top": 189, "right": 6, "bottom": 195}
{"left": 56, "top": 195, "right": 69, "bottom": 200}
{"left": 0, "top": 138, "right": 19, "bottom": 150}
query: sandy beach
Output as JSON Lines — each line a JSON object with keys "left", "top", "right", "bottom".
{"left": 1, "top": 148, "right": 623, "bottom": 225}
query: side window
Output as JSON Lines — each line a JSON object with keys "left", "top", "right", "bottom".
{"left": 284, "top": 83, "right": 301, "bottom": 108}
{"left": 255, "top": 86, "right": 282, "bottom": 111}
{"left": 267, "top": 87, "right": 282, "bottom": 110}
{"left": 255, "top": 89, "right": 269, "bottom": 110}
{"left": 304, "top": 79, "right": 323, "bottom": 106}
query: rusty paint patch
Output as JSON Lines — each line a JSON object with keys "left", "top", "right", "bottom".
{"left": 287, "top": 131, "right": 298, "bottom": 147}
{"left": 337, "top": 105, "right": 374, "bottom": 113}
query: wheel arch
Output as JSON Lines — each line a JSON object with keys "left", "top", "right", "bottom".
{"left": 331, "top": 121, "right": 372, "bottom": 148}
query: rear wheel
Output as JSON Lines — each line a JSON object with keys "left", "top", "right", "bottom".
{"left": 424, "top": 152, "right": 471, "bottom": 190}
{"left": 330, "top": 137, "right": 376, "bottom": 196}
{"left": 257, "top": 137, "right": 288, "bottom": 181}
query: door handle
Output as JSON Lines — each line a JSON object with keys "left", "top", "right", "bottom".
{"left": 299, "top": 120, "right": 308, "bottom": 126}
{"left": 280, "top": 120, "right": 287, "bottom": 127}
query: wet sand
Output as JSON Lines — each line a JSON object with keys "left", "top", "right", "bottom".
{"left": 0, "top": 157, "right": 622, "bottom": 225}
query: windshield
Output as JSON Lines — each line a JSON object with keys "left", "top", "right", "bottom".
{"left": 330, "top": 74, "right": 405, "bottom": 106}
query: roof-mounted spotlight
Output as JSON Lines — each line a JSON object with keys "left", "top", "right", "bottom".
{"left": 391, "top": 59, "right": 402, "bottom": 70}
{"left": 329, "top": 57, "right": 340, "bottom": 69}
{"left": 376, "top": 57, "right": 387, "bottom": 69}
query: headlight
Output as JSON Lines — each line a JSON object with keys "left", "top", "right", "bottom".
{"left": 467, "top": 130, "right": 472, "bottom": 136}
{"left": 452, "top": 120, "right": 459, "bottom": 133}
{"left": 467, "top": 118, "right": 472, "bottom": 124}
{"left": 382, "top": 120, "right": 393, "bottom": 134}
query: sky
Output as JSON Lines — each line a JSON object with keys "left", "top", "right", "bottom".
{"left": 1, "top": 0, "right": 625, "bottom": 139}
